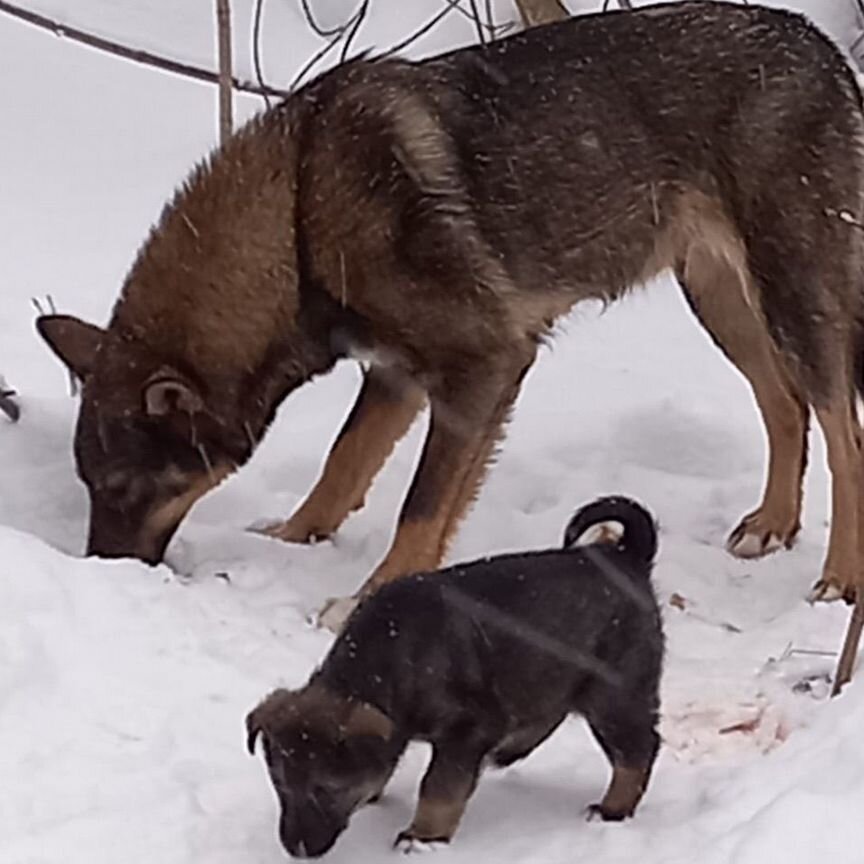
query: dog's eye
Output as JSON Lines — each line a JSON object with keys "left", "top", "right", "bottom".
{"left": 94, "top": 471, "right": 147, "bottom": 508}
{"left": 100, "top": 471, "right": 129, "bottom": 493}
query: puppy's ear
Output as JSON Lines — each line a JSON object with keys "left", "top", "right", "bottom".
{"left": 342, "top": 701, "right": 394, "bottom": 741}
{"left": 36, "top": 315, "right": 105, "bottom": 380}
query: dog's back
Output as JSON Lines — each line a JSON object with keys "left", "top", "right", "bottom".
{"left": 403, "top": 0, "right": 863, "bottom": 323}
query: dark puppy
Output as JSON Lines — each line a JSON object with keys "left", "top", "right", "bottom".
{"left": 247, "top": 496, "right": 664, "bottom": 857}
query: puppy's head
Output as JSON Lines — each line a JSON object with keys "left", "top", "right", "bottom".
{"left": 246, "top": 684, "right": 398, "bottom": 858}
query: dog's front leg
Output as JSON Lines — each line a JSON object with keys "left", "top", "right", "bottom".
{"left": 395, "top": 743, "right": 486, "bottom": 849}
{"left": 261, "top": 367, "right": 425, "bottom": 543}
{"left": 318, "top": 356, "right": 532, "bottom": 632}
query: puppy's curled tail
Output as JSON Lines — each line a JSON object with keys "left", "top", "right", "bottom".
{"left": 563, "top": 496, "right": 658, "bottom": 568}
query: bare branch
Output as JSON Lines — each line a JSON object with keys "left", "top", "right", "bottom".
{"left": 484, "top": 0, "right": 495, "bottom": 38}
{"left": 0, "top": 0, "right": 288, "bottom": 99}
{"left": 300, "top": 0, "right": 348, "bottom": 38}
{"left": 380, "top": 0, "right": 466, "bottom": 60}
{"left": 340, "top": 0, "right": 371, "bottom": 63}
{"left": 468, "top": 0, "right": 486, "bottom": 44}
{"left": 216, "top": 0, "right": 234, "bottom": 145}
{"left": 253, "top": 0, "right": 272, "bottom": 108}
{"left": 290, "top": 25, "right": 345, "bottom": 89}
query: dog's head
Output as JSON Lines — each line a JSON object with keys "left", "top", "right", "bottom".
{"left": 36, "top": 314, "right": 244, "bottom": 564}
{"left": 246, "top": 684, "right": 398, "bottom": 858}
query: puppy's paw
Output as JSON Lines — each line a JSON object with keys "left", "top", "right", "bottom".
{"left": 585, "top": 803, "right": 632, "bottom": 823}
{"left": 316, "top": 595, "right": 359, "bottom": 633}
{"left": 394, "top": 830, "right": 449, "bottom": 854}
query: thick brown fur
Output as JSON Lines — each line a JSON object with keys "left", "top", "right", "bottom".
{"left": 38, "top": 2, "right": 864, "bottom": 606}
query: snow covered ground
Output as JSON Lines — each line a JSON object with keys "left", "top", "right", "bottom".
{"left": 3, "top": 2, "right": 864, "bottom": 863}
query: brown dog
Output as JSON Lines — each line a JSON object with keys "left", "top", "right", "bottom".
{"left": 37, "top": 2, "right": 864, "bottom": 627}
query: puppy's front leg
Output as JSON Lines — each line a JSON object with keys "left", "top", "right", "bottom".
{"left": 395, "top": 743, "right": 485, "bottom": 848}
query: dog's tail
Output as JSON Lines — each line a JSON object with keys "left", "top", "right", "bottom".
{"left": 563, "top": 496, "right": 658, "bottom": 568}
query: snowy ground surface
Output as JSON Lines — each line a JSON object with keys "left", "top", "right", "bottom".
{"left": 4, "top": 2, "right": 864, "bottom": 863}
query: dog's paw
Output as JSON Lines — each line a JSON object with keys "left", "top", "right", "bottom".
{"left": 248, "top": 516, "right": 331, "bottom": 544}
{"left": 807, "top": 577, "right": 856, "bottom": 605}
{"left": 726, "top": 511, "right": 797, "bottom": 560}
{"left": 394, "top": 830, "right": 449, "bottom": 854}
{"left": 316, "top": 595, "right": 359, "bottom": 633}
{"left": 585, "top": 803, "right": 631, "bottom": 823}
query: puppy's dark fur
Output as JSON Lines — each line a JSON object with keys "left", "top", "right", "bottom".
{"left": 247, "top": 496, "right": 664, "bottom": 857}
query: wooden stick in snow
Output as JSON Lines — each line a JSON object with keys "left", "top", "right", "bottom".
{"left": 832, "top": 593, "right": 864, "bottom": 696}
{"left": 216, "top": 0, "right": 234, "bottom": 146}
{"left": 514, "top": 0, "right": 569, "bottom": 27}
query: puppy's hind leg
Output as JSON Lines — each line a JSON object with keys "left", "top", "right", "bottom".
{"left": 675, "top": 245, "right": 808, "bottom": 560}
{"left": 490, "top": 715, "right": 566, "bottom": 768}
{"left": 584, "top": 696, "right": 660, "bottom": 821}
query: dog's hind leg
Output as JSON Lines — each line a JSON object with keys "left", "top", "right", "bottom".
{"left": 808, "top": 398, "right": 861, "bottom": 603}
{"left": 675, "top": 245, "right": 808, "bottom": 560}
{"left": 262, "top": 367, "right": 425, "bottom": 543}
{"left": 741, "top": 194, "right": 863, "bottom": 602}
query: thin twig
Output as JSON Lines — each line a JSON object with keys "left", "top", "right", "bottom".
{"left": 468, "top": 0, "right": 486, "bottom": 44}
{"left": 484, "top": 0, "right": 495, "bottom": 38}
{"left": 300, "top": 0, "right": 347, "bottom": 38}
{"left": 253, "top": 0, "right": 271, "bottom": 108}
{"left": 0, "top": 0, "right": 288, "bottom": 99}
{"left": 340, "top": 0, "right": 371, "bottom": 63}
{"left": 291, "top": 26, "right": 345, "bottom": 89}
{"left": 380, "top": 0, "right": 466, "bottom": 60}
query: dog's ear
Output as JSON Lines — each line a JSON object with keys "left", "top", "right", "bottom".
{"left": 36, "top": 315, "right": 105, "bottom": 379}
{"left": 246, "top": 688, "right": 294, "bottom": 755}
{"left": 144, "top": 369, "right": 205, "bottom": 417}
{"left": 246, "top": 707, "right": 265, "bottom": 755}
{"left": 342, "top": 701, "right": 394, "bottom": 741}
